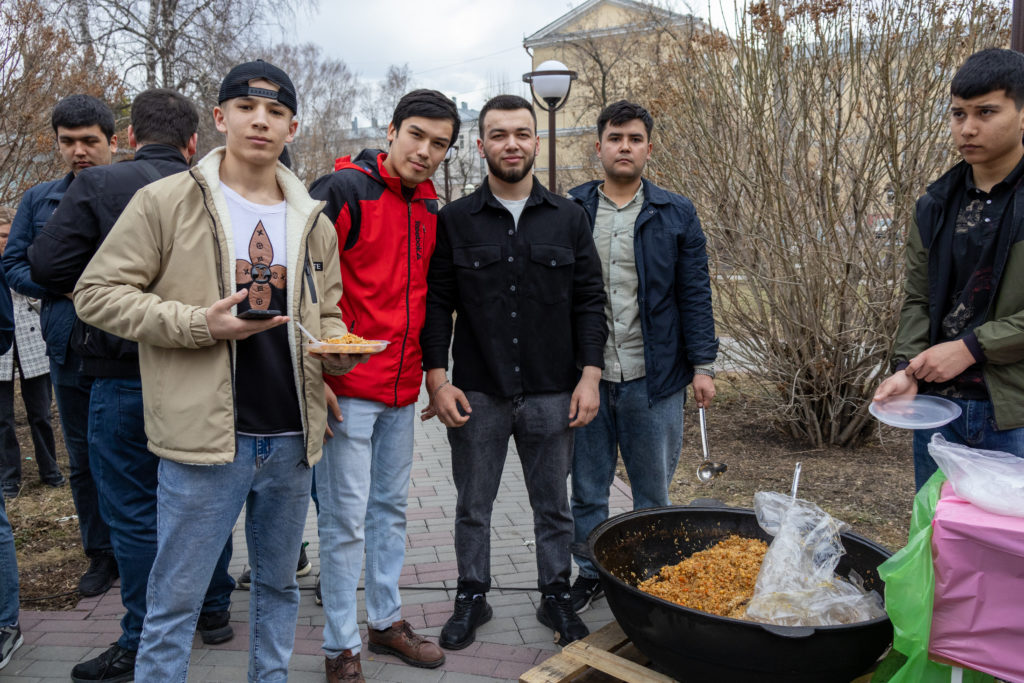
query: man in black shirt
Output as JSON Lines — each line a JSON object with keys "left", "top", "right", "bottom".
{"left": 874, "top": 48, "right": 1024, "bottom": 489}
{"left": 421, "top": 94, "right": 607, "bottom": 649}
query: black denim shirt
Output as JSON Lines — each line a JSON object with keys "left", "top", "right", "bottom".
{"left": 421, "top": 177, "right": 607, "bottom": 397}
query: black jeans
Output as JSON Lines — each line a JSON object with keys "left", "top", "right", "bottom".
{"left": 0, "top": 373, "right": 60, "bottom": 488}
{"left": 448, "top": 391, "right": 574, "bottom": 595}
{"left": 51, "top": 357, "right": 112, "bottom": 558}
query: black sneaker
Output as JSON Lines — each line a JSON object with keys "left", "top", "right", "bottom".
{"left": 1, "top": 484, "right": 18, "bottom": 501}
{"left": 569, "top": 575, "right": 604, "bottom": 613}
{"left": 79, "top": 554, "right": 119, "bottom": 597}
{"left": 237, "top": 567, "right": 251, "bottom": 589}
{"left": 70, "top": 643, "right": 135, "bottom": 682}
{"left": 536, "top": 592, "right": 589, "bottom": 646}
{"left": 296, "top": 542, "right": 312, "bottom": 577}
{"left": 44, "top": 474, "right": 67, "bottom": 487}
{"left": 315, "top": 575, "right": 322, "bottom": 605}
{"left": 439, "top": 593, "right": 492, "bottom": 650}
{"left": 197, "top": 610, "right": 233, "bottom": 645}
{"left": 0, "top": 624, "right": 23, "bottom": 670}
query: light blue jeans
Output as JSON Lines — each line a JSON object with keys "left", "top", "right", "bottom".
{"left": 913, "top": 397, "right": 1024, "bottom": 491}
{"left": 134, "top": 435, "right": 312, "bottom": 683}
{"left": 0, "top": 492, "right": 17, "bottom": 627}
{"left": 316, "top": 398, "right": 414, "bottom": 656}
{"left": 571, "top": 379, "right": 685, "bottom": 579}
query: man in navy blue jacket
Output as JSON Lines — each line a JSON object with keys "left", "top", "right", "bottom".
{"left": 1, "top": 95, "right": 118, "bottom": 597}
{"left": 567, "top": 100, "right": 719, "bottom": 612}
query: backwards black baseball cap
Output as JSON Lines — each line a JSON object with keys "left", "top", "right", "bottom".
{"left": 218, "top": 59, "right": 297, "bottom": 115}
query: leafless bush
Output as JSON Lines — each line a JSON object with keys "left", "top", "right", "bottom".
{"left": 645, "top": 0, "right": 1009, "bottom": 446}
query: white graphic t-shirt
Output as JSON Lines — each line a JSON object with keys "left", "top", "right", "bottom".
{"left": 221, "top": 182, "right": 301, "bottom": 435}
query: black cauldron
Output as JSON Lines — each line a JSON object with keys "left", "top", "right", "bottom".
{"left": 590, "top": 506, "right": 893, "bottom": 683}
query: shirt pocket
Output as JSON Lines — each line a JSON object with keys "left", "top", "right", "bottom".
{"left": 452, "top": 244, "right": 503, "bottom": 309}
{"left": 526, "top": 243, "right": 575, "bottom": 304}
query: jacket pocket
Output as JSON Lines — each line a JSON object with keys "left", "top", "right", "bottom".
{"left": 453, "top": 244, "right": 502, "bottom": 309}
{"left": 526, "top": 243, "right": 575, "bottom": 304}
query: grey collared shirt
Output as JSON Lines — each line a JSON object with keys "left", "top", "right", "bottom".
{"left": 595, "top": 183, "right": 646, "bottom": 382}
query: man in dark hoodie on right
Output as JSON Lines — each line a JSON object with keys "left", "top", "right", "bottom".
{"left": 308, "top": 89, "right": 458, "bottom": 682}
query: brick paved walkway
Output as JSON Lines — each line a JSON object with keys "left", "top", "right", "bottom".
{"left": 5, "top": 392, "right": 633, "bottom": 682}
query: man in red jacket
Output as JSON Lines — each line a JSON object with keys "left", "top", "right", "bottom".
{"left": 309, "top": 89, "right": 459, "bottom": 682}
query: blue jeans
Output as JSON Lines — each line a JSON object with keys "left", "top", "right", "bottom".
{"left": 912, "top": 397, "right": 1024, "bottom": 491}
{"left": 135, "top": 435, "right": 312, "bottom": 683}
{"left": 316, "top": 398, "right": 414, "bottom": 656}
{"left": 0, "top": 493, "right": 17, "bottom": 627}
{"left": 51, "top": 358, "right": 111, "bottom": 558}
{"left": 571, "top": 380, "right": 685, "bottom": 579}
{"left": 88, "top": 377, "right": 233, "bottom": 651}
{"left": 448, "top": 391, "right": 574, "bottom": 595}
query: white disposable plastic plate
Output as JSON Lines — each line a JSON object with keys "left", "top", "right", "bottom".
{"left": 869, "top": 395, "right": 962, "bottom": 430}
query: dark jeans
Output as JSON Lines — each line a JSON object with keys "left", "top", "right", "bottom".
{"left": 448, "top": 391, "right": 574, "bottom": 595}
{"left": 88, "top": 377, "right": 234, "bottom": 651}
{"left": 51, "top": 358, "right": 111, "bottom": 558}
{"left": 0, "top": 373, "right": 61, "bottom": 488}
{"left": 571, "top": 380, "right": 685, "bottom": 578}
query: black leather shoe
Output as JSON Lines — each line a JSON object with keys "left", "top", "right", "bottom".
{"left": 70, "top": 643, "right": 135, "bottom": 682}
{"left": 78, "top": 554, "right": 119, "bottom": 598}
{"left": 439, "top": 592, "right": 492, "bottom": 650}
{"left": 197, "top": 610, "right": 234, "bottom": 644}
{"left": 536, "top": 592, "right": 589, "bottom": 646}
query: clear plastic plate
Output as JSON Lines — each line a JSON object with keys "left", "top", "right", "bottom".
{"left": 869, "top": 395, "right": 962, "bottom": 430}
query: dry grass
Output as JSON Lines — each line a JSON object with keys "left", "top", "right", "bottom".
{"left": 7, "top": 397, "right": 85, "bottom": 610}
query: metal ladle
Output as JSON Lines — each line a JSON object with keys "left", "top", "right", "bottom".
{"left": 696, "top": 405, "right": 727, "bottom": 483}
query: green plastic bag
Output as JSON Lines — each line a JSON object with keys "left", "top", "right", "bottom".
{"left": 872, "top": 470, "right": 994, "bottom": 683}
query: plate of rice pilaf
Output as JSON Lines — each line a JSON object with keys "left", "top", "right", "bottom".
{"left": 306, "top": 333, "right": 389, "bottom": 355}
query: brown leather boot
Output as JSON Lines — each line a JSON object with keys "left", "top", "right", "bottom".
{"left": 367, "top": 619, "right": 446, "bottom": 668}
{"left": 325, "top": 649, "right": 363, "bottom": 682}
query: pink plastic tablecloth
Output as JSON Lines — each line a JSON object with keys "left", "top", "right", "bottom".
{"left": 930, "top": 481, "right": 1024, "bottom": 682}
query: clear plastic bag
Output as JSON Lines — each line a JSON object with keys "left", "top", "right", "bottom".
{"left": 745, "top": 491, "right": 886, "bottom": 626}
{"left": 928, "top": 433, "right": 1024, "bottom": 518}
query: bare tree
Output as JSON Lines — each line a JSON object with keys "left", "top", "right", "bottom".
{"left": 360, "top": 63, "right": 413, "bottom": 143}
{"left": 0, "top": 0, "right": 124, "bottom": 206}
{"left": 53, "top": 0, "right": 313, "bottom": 95}
{"left": 642, "top": 0, "right": 1010, "bottom": 446}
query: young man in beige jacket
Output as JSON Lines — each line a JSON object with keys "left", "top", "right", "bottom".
{"left": 75, "top": 60, "right": 360, "bottom": 682}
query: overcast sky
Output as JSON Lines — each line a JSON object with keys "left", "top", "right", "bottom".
{"left": 283, "top": 0, "right": 724, "bottom": 114}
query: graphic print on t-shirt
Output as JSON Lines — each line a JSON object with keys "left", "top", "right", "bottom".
{"left": 235, "top": 220, "right": 286, "bottom": 309}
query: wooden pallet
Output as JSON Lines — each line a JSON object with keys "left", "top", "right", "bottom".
{"left": 520, "top": 622, "right": 672, "bottom": 683}
{"left": 519, "top": 621, "right": 876, "bottom": 683}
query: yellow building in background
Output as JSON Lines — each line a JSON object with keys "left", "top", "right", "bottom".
{"left": 523, "top": 0, "right": 710, "bottom": 192}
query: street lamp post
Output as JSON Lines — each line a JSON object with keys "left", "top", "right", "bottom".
{"left": 442, "top": 146, "right": 456, "bottom": 204}
{"left": 523, "top": 60, "right": 577, "bottom": 193}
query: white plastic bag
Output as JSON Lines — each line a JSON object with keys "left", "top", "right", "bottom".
{"left": 929, "top": 433, "right": 1024, "bottom": 518}
{"left": 745, "top": 491, "right": 886, "bottom": 626}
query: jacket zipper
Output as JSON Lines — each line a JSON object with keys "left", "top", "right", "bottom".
{"left": 393, "top": 201, "right": 413, "bottom": 407}
{"left": 304, "top": 245, "right": 317, "bottom": 304}
{"left": 297, "top": 220, "right": 319, "bottom": 466}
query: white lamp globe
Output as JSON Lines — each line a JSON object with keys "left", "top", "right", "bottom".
{"left": 532, "top": 60, "right": 572, "bottom": 100}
